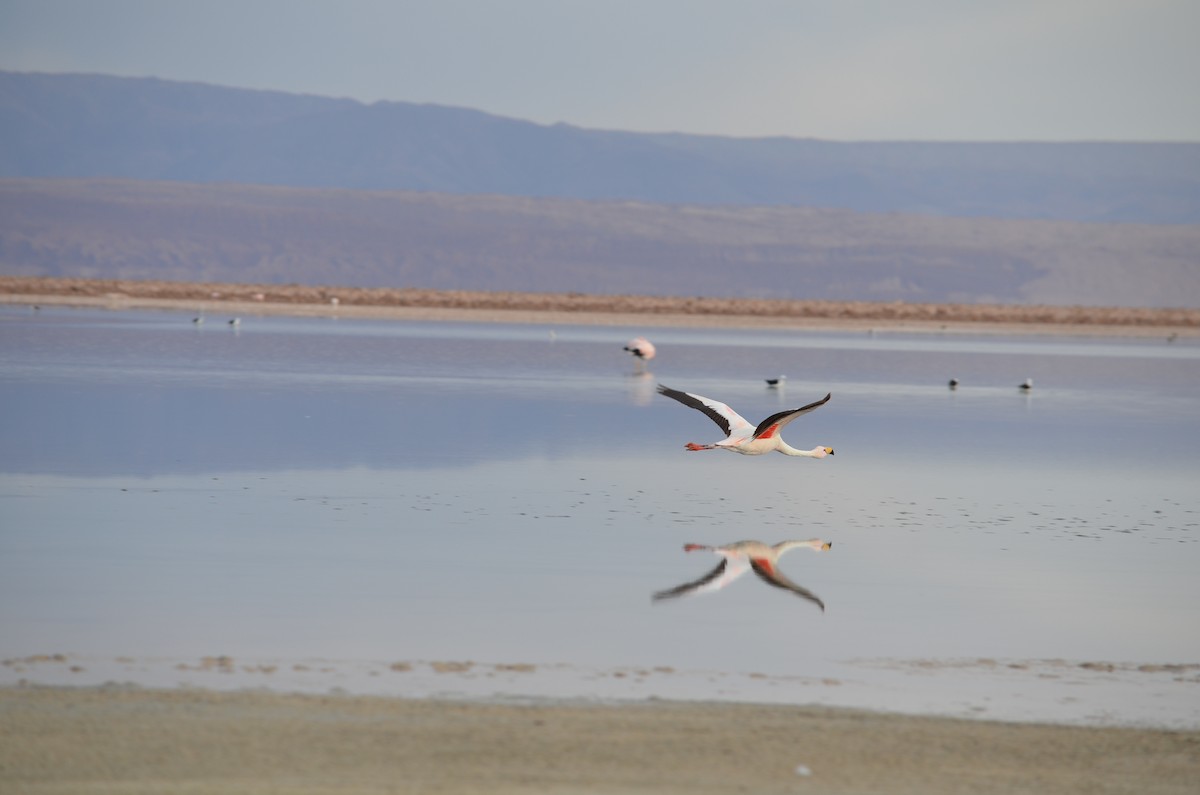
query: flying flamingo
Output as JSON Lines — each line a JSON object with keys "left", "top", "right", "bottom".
{"left": 653, "top": 539, "right": 833, "bottom": 610}
{"left": 657, "top": 384, "right": 834, "bottom": 458}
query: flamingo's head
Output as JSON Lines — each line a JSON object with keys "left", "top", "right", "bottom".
{"left": 813, "top": 446, "right": 834, "bottom": 458}
{"left": 790, "top": 539, "right": 832, "bottom": 552}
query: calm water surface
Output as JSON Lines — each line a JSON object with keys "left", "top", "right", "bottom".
{"left": 2, "top": 306, "right": 1198, "bottom": 723}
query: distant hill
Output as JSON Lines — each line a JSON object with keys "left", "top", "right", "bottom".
{"left": 2, "top": 71, "right": 1199, "bottom": 223}
{"left": 4, "top": 178, "right": 1198, "bottom": 307}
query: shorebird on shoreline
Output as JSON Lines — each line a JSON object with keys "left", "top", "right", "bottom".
{"left": 656, "top": 384, "right": 834, "bottom": 458}
{"left": 653, "top": 539, "right": 833, "bottom": 611}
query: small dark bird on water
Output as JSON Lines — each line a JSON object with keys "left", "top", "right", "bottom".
{"left": 765, "top": 375, "right": 787, "bottom": 388}
{"left": 948, "top": 378, "right": 959, "bottom": 390}
{"left": 1019, "top": 378, "right": 1033, "bottom": 391}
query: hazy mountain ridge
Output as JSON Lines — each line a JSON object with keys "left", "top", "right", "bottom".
{"left": 3, "top": 72, "right": 1198, "bottom": 307}
{"left": 3, "top": 71, "right": 1199, "bottom": 223}
{"left": 4, "top": 178, "right": 1198, "bottom": 307}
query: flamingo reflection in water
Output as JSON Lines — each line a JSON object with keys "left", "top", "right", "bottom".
{"left": 627, "top": 371, "right": 657, "bottom": 406}
{"left": 652, "top": 539, "right": 832, "bottom": 611}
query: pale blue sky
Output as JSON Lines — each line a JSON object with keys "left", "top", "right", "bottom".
{"left": 2, "top": 0, "right": 1197, "bottom": 141}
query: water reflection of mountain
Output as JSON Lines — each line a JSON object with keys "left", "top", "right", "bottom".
{"left": 0, "top": 382, "right": 633, "bottom": 477}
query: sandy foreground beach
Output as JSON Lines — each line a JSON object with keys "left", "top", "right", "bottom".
{"left": 3, "top": 275, "right": 1199, "bottom": 336}
{"left": 1, "top": 684, "right": 1198, "bottom": 795}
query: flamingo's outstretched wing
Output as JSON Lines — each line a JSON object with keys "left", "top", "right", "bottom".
{"left": 652, "top": 557, "right": 751, "bottom": 602}
{"left": 749, "top": 558, "right": 826, "bottom": 612}
{"left": 657, "top": 385, "right": 754, "bottom": 437}
{"left": 752, "top": 393, "right": 831, "bottom": 440}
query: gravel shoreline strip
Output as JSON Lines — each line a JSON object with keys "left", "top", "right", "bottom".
{"left": 3, "top": 276, "right": 1198, "bottom": 335}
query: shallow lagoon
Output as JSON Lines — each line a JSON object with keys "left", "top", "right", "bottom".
{"left": 2, "top": 306, "right": 1198, "bottom": 725}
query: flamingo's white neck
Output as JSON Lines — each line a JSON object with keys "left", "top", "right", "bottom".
{"left": 778, "top": 442, "right": 832, "bottom": 458}
{"left": 775, "top": 539, "right": 832, "bottom": 554}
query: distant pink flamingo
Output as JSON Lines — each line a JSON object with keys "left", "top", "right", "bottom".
{"left": 657, "top": 384, "right": 834, "bottom": 457}
{"left": 624, "top": 337, "right": 656, "bottom": 373}
{"left": 624, "top": 337, "right": 656, "bottom": 361}
{"left": 653, "top": 539, "right": 832, "bottom": 610}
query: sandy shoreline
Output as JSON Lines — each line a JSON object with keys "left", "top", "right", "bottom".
{"left": 2, "top": 685, "right": 1197, "bottom": 795}
{"left": 3, "top": 276, "right": 1199, "bottom": 336}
